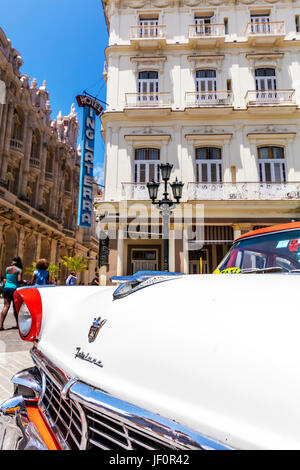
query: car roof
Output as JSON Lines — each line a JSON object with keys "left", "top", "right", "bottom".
{"left": 235, "top": 221, "right": 300, "bottom": 242}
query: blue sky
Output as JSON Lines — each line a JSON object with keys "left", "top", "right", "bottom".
{"left": 1, "top": 0, "right": 108, "bottom": 184}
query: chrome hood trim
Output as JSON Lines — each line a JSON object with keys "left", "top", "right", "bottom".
{"left": 111, "top": 271, "right": 184, "bottom": 300}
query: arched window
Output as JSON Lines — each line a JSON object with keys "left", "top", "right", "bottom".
{"left": 138, "top": 71, "right": 158, "bottom": 105}
{"left": 258, "top": 146, "right": 286, "bottom": 182}
{"left": 134, "top": 148, "right": 160, "bottom": 183}
{"left": 255, "top": 68, "right": 276, "bottom": 90}
{"left": 195, "top": 70, "right": 217, "bottom": 103}
{"left": 196, "top": 147, "right": 222, "bottom": 182}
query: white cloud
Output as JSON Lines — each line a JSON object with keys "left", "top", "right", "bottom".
{"left": 94, "top": 163, "right": 104, "bottom": 185}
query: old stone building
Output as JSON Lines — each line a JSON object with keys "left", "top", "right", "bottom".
{"left": 0, "top": 27, "right": 98, "bottom": 283}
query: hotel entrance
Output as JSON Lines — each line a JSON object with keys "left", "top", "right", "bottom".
{"left": 130, "top": 248, "right": 159, "bottom": 274}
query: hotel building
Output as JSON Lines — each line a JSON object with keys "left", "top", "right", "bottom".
{"left": 96, "top": 0, "right": 300, "bottom": 281}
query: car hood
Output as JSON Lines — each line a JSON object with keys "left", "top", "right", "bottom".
{"left": 36, "top": 274, "right": 300, "bottom": 450}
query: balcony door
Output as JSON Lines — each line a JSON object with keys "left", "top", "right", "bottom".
{"left": 196, "top": 70, "right": 217, "bottom": 103}
{"left": 195, "top": 15, "right": 216, "bottom": 35}
{"left": 134, "top": 148, "right": 160, "bottom": 184}
{"left": 258, "top": 147, "right": 286, "bottom": 182}
{"left": 250, "top": 15, "right": 270, "bottom": 34}
{"left": 196, "top": 147, "right": 222, "bottom": 183}
{"left": 139, "top": 18, "right": 158, "bottom": 38}
{"left": 138, "top": 71, "right": 158, "bottom": 105}
{"left": 255, "top": 68, "right": 277, "bottom": 102}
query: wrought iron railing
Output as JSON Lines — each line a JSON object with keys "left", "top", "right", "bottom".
{"left": 29, "top": 158, "right": 40, "bottom": 168}
{"left": 10, "top": 138, "right": 23, "bottom": 151}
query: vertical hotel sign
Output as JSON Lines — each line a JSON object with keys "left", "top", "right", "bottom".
{"left": 76, "top": 95, "right": 103, "bottom": 227}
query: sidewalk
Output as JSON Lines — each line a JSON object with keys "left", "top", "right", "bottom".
{"left": 0, "top": 299, "right": 32, "bottom": 402}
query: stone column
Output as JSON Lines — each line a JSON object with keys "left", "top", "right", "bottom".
{"left": 21, "top": 124, "right": 33, "bottom": 198}
{"left": 183, "top": 226, "right": 189, "bottom": 274}
{"left": 17, "top": 227, "right": 26, "bottom": 259}
{"left": 116, "top": 225, "right": 125, "bottom": 276}
{"left": 50, "top": 150, "right": 59, "bottom": 217}
{"left": 0, "top": 104, "right": 4, "bottom": 131}
{"left": 17, "top": 112, "right": 28, "bottom": 195}
{"left": 50, "top": 238, "right": 58, "bottom": 264}
{"left": 169, "top": 227, "right": 175, "bottom": 272}
{"left": 232, "top": 224, "right": 241, "bottom": 240}
{"left": 37, "top": 140, "right": 47, "bottom": 209}
{"left": 0, "top": 103, "right": 14, "bottom": 182}
{"left": 0, "top": 103, "right": 8, "bottom": 156}
{"left": 36, "top": 234, "right": 42, "bottom": 260}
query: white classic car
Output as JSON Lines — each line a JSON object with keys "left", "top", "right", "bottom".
{"left": 1, "top": 221, "right": 300, "bottom": 450}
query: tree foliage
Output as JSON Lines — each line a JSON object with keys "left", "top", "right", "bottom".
{"left": 60, "top": 255, "right": 88, "bottom": 273}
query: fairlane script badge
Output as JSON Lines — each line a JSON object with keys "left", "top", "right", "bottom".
{"left": 88, "top": 317, "right": 107, "bottom": 343}
{"left": 75, "top": 347, "right": 103, "bottom": 368}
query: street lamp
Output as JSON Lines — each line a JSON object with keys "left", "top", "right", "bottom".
{"left": 147, "top": 163, "right": 184, "bottom": 272}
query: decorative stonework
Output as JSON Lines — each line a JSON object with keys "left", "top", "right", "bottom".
{"left": 188, "top": 55, "right": 225, "bottom": 73}
{"left": 131, "top": 56, "right": 167, "bottom": 74}
{"left": 246, "top": 53, "right": 284, "bottom": 72}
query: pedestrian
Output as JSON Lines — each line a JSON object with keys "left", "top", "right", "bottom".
{"left": 66, "top": 271, "right": 78, "bottom": 286}
{"left": 31, "top": 258, "right": 51, "bottom": 286}
{"left": 0, "top": 256, "right": 23, "bottom": 330}
{"left": 0, "top": 276, "right": 4, "bottom": 298}
{"left": 91, "top": 273, "right": 99, "bottom": 285}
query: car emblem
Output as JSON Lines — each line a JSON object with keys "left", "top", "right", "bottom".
{"left": 88, "top": 317, "right": 107, "bottom": 343}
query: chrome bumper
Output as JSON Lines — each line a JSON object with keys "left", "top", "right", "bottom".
{"left": 0, "top": 366, "right": 48, "bottom": 450}
{"left": 0, "top": 395, "right": 48, "bottom": 450}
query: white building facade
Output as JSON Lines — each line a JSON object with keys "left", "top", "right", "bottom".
{"left": 96, "top": 0, "right": 300, "bottom": 282}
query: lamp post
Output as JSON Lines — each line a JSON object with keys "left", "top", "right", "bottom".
{"left": 147, "top": 163, "right": 184, "bottom": 272}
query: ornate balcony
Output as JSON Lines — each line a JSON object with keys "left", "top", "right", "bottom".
{"left": 245, "top": 90, "right": 296, "bottom": 111}
{"left": 188, "top": 23, "right": 225, "bottom": 47}
{"left": 187, "top": 182, "right": 300, "bottom": 201}
{"left": 121, "top": 183, "right": 163, "bottom": 201}
{"left": 185, "top": 91, "right": 233, "bottom": 113}
{"left": 130, "top": 25, "right": 166, "bottom": 48}
{"left": 29, "top": 158, "right": 40, "bottom": 169}
{"left": 245, "top": 21, "right": 285, "bottom": 45}
{"left": 45, "top": 171, "right": 53, "bottom": 181}
{"left": 64, "top": 189, "right": 72, "bottom": 199}
{"left": 125, "top": 92, "right": 171, "bottom": 109}
{"left": 10, "top": 138, "right": 23, "bottom": 152}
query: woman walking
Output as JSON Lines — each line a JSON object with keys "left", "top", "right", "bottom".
{"left": 0, "top": 257, "right": 23, "bottom": 330}
{"left": 31, "top": 259, "right": 51, "bottom": 286}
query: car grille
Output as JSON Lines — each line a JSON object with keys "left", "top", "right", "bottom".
{"left": 84, "top": 405, "right": 180, "bottom": 450}
{"left": 41, "top": 374, "right": 188, "bottom": 450}
{"left": 42, "top": 375, "right": 82, "bottom": 450}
